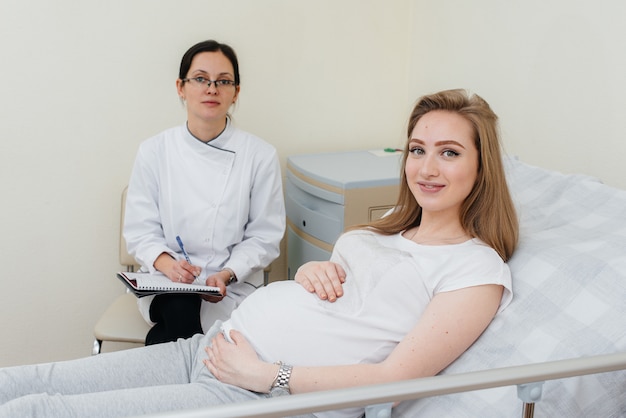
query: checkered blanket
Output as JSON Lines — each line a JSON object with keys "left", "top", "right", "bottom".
{"left": 394, "top": 157, "right": 626, "bottom": 417}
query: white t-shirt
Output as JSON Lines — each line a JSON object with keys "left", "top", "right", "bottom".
{"left": 223, "top": 229, "right": 512, "bottom": 368}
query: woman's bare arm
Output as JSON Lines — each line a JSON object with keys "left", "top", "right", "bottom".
{"left": 205, "top": 283, "right": 504, "bottom": 393}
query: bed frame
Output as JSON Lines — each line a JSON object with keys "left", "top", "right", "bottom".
{"left": 145, "top": 351, "right": 626, "bottom": 417}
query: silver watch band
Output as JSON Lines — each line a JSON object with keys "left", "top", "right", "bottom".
{"left": 270, "top": 361, "right": 293, "bottom": 393}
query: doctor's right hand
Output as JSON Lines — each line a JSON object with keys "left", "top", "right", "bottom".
{"left": 154, "top": 252, "right": 201, "bottom": 284}
{"left": 294, "top": 261, "right": 346, "bottom": 302}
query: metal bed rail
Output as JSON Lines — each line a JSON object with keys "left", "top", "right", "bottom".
{"left": 143, "top": 351, "right": 626, "bottom": 418}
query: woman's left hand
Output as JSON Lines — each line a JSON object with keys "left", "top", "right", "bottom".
{"left": 204, "top": 330, "right": 276, "bottom": 393}
{"left": 201, "top": 272, "right": 230, "bottom": 302}
{"left": 295, "top": 261, "right": 346, "bottom": 302}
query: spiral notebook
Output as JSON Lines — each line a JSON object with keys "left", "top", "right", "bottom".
{"left": 117, "top": 271, "right": 222, "bottom": 298}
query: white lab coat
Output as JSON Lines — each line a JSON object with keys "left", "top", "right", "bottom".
{"left": 124, "top": 119, "right": 285, "bottom": 330}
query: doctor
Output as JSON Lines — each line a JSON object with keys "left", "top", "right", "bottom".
{"left": 123, "top": 40, "right": 286, "bottom": 345}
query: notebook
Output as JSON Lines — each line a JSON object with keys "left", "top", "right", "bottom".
{"left": 116, "top": 271, "right": 222, "bottom": 298}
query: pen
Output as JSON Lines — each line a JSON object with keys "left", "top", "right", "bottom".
{"left": 176, "top": 235, "right": 192, "bottom": 265}
{"left": 176, "top": 235, "right": 199, "bottom": 278}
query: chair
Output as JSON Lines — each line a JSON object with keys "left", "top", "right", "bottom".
{"left": 92, "top": 187, "right": 150, "bottom": 355}
{"left": 92, "top": 187, "right": 273, "bottom": 355}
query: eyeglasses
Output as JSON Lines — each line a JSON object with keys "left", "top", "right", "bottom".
{"left": 182, "top": 77, "right": 237, "bottom": 89}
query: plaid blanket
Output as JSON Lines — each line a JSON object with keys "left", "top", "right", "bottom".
{"left": 394, "top": 157, "right": 626, "bottom": 417}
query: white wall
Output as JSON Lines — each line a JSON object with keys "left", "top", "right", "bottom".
{"left": 0, "top": 0, "right": 410, "bottom": 367}
{"left": 408, "top": 0, "right": 626, "bottom": 189}
{"left": 2, "top": 0, "right": 626, "bottom": 368}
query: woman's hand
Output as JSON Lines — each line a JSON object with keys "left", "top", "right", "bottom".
{"left": 154, "top": 252, "right": 201, "bottom": 284}
{"left": 204, "top": 330, "right": 277, "bottom": 393}
{"left": 295, "top": 261, "right": 346, "bottom": 302}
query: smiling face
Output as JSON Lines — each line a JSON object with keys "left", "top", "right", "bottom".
{"left": 405, "top": 110, "right": 479, "bottom": 220}
{"left": 176, "top": 51, "right": 240, "bottom": 128}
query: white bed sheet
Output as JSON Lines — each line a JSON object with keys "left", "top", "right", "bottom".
{"left": 393, "top": 157, "right": 626, "bottom": 417}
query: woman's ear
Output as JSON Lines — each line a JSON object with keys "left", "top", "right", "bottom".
{"left": 233, "top": 85, "right": 241, "bottom": 104}
{"left": 176, "top": 78, "right": 185, "bottom": 100}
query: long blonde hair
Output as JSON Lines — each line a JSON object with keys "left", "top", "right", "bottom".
{"left": 357, "top": 89, "right": 518, "bottom": 261}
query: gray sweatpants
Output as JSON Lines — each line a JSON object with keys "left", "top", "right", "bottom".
{"left": 0, "top": 322, "right": 312, "bottom": 417}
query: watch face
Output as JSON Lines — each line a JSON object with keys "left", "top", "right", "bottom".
{"left": 223, "top": 268, "right": 236, "bottom": 286}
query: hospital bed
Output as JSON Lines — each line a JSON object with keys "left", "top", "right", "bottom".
{"left": 143, "top": 156, "right": 626, "bottom": 417}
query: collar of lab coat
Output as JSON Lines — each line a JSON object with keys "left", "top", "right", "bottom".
{"left": 184, "top": 117, "right": 236, "bottom": 155}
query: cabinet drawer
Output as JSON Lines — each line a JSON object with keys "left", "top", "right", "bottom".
{"left": 285, "top": 177, "right": 343, "bottom": 244}
{"left": 286, "top": 225, "right": 332, "bottom": 279}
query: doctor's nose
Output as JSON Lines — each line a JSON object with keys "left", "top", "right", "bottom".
{"left": 206, "top": 84, "right": 219, "bottom": 94}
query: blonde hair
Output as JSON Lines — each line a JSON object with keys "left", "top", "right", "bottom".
{"left": 356, "top": 89, "right": 518, "bottom": 261}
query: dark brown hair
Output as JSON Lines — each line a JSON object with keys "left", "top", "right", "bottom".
{"left": 178, "top": 40, "right": 240, "bottom": 86}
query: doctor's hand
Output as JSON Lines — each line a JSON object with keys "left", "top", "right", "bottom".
{"left": 202, "top": 272, "right": 229, "bottom": 302}
{"left": 295, "top": 261, "right": 346, "bottom": 302}
{"left": 204, "top": 330, "right": 275, "bottom": 393}
{"left": 154, "top": 252, "right": 201, "bottom": 284}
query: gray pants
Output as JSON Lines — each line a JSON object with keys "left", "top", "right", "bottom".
{"left": 0, "top": 322, "right": 312, "bottom": 417}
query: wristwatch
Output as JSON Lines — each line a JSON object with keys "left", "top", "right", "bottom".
{"left": 270, "top": 361, "right": 293, "bottom": 395}
{"left": 221, "top": 268, "right": 237, "bottom": 286}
